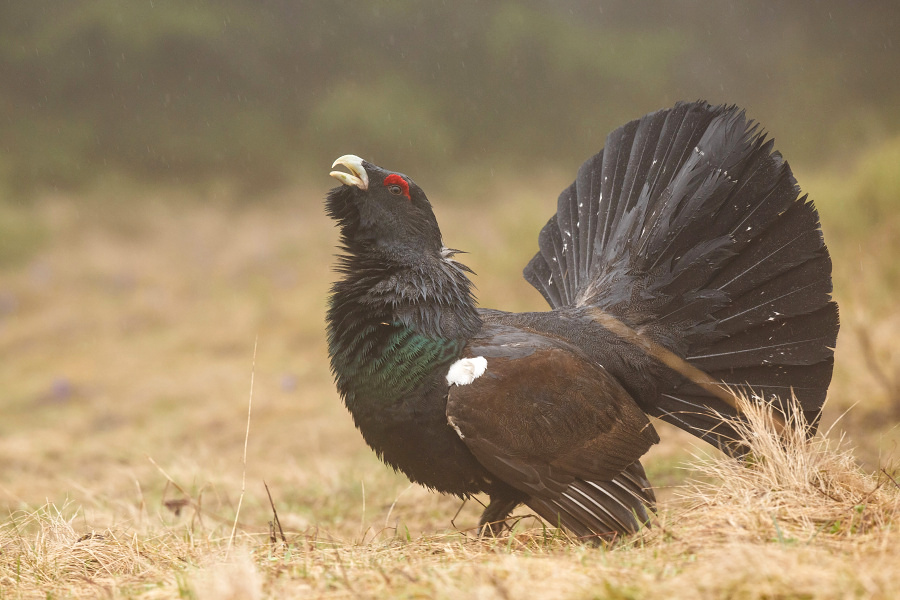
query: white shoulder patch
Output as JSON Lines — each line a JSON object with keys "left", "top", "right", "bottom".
{"left": 446, "top": 356, "right": 488, "bottom": 386}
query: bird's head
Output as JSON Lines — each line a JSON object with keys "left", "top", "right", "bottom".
{"left": 326, "top": 155, "right": 443, "bottom": 258}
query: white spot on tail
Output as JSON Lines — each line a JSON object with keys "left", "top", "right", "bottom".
{"left": 446, "top": 356, "right": 487, "bottom": 386}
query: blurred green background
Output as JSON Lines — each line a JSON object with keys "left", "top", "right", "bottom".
{"left": 2, "top": 1, "right": 899, "bottom": 193}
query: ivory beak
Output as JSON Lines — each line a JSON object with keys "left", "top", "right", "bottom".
{"left": 330, "top": 155, "right": 369, "bottom": 190}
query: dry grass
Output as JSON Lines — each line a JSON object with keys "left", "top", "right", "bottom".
{"left": 1, "top": 166, "right": 899, "bottom": 598}
{"left": 2, "top": 398, "right": 898, "bottom": 599}
{"left": 679, "top": 396, "right": 898, "bottom": 546}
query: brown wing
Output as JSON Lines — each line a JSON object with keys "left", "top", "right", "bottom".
{"left": 446, "top": 338, "right": 659, "bottom": 501}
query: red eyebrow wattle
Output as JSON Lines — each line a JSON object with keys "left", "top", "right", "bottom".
{"left": 383, "top": 174, "right": 411, "bottom": 199}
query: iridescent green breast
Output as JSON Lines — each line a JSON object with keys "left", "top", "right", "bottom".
{"left": 328, "top": 319, "right": 463, "bottom": 407}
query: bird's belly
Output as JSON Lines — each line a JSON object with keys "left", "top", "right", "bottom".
{"left": 349, "top": 386, "right": 495, "bottom": 497}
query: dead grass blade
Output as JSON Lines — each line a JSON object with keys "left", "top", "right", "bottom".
{"left": 228, "top": 335, "right": 258, "bottom": 553}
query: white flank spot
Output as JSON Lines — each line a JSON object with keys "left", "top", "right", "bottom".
{"left": 446, "top": 356, "right": 487, "bottom": 386}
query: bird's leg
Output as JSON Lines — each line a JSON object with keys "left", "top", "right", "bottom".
{"left": 477, "top": 495, "right": 520, "bottom": 538}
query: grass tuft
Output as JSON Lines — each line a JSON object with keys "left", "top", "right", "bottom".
{"left": 676, "top": 394, "right": 899, "bottom": 547}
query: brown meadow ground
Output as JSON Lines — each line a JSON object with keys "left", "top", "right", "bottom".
{"left": 1, "top": 144, "right": 900, "bottom": 598}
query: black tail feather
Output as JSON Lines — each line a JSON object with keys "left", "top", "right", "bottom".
{"left": 523, "top": 101, "right": 839, "bottom": 452}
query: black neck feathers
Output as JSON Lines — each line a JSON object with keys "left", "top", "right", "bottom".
{"left": 327, "top": 239, "right": 482, "bottom": 407}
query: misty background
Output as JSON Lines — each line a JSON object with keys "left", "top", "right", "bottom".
{"left": 2, "top": 1, "right": 899, "bottom": 194}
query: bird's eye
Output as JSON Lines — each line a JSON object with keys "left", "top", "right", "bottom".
{"left": 383, "top": 174, "right": 411, "bottom": 199}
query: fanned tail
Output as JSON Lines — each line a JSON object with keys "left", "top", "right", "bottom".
{"left": 523, "top": 101, "right": 839, "bottom": 453}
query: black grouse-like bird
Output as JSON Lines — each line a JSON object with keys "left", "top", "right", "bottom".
{"left": 325, "top": 101, "right": 839, "bottom": 541}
